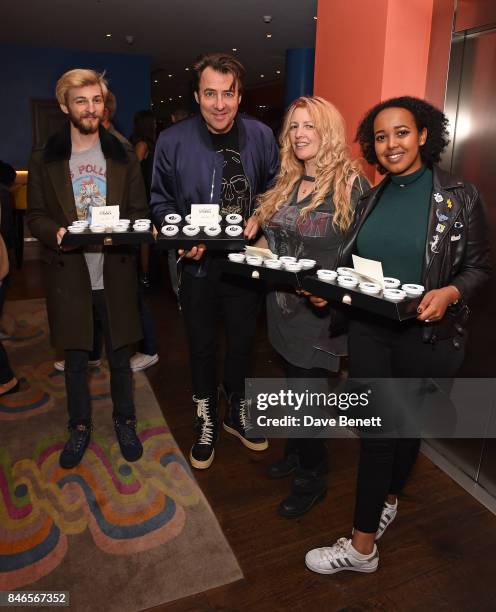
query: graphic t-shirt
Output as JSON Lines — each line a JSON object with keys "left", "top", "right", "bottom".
{"left": 210, "top": 124, "right": 250, "bottom": 218}
{"left": 69, "top": 142, "right": 106, "bottom": 290}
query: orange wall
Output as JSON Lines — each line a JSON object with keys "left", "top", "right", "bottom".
{"left": 314, "top": 0, "right": 446, "bottom": 180}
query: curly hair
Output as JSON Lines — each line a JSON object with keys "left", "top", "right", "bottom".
{"left": 257, "top": 96, "right": 360, "bottom": 232}
{"left": 355, "top": 96, "right": 450, "bottom": 174}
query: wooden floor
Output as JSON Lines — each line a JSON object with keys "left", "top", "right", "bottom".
{"left": 10, "top": 258, "right": 496, "bottom": 612}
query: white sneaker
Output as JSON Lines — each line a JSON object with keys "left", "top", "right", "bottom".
{"left": 376, "top": 500, "right": 398, "bottom": 541}
{"left": 130, "top": 352, "right": 159, "bottom": 372}
{"left": 54, "top": 359, "right": 102, "bottom": 372}
{"left": 305, "top": 537, "right": 379, "bottom": 575}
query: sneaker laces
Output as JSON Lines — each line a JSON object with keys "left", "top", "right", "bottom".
{"left": 66, "top": 424, "right": 90, "bottom": 453}
{"left": 319, "top": 537, "right": 350, "bottom": 563}
{"left": 193, "top": 396, "right": 214, "bottom": 445}
{"left": 114, "top": 419, "right": 139, "bottom": 446}
{"left": 237, "top": 398, "right": 252, "bottom": 431}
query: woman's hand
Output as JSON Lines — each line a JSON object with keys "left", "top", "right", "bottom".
{"left": 244, "top": 214, "right": 259, "bottom": 239}
{"left": 178, "top": 245, "right": 206, "bottom": 261}
{"left": 416, "top": 285, "right": 461, "bottom": 322}
{"left": 296, "top": 288, "right": 329, "bottom": 308}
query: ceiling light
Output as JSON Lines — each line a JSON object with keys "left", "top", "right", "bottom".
{"left": 169, "top": 97, "right": 173, "bottom": 101}
{"left": 106, "top": 33, "right": 112, "bottom": 38}
{"left": 178, "top": 95, "right": 182, "bottom": 99}
{"left": 160, "top": 99, "right": 164, "bottom": 103}
{"left": 154, "top": 79, "right": 158, "bottom": 83}
{"left": 185, "top": 67, "right": 190, "bottom": 71}
{"left": 314, "top": 16, "right": 317, "bottom": 20}
{"left": 276, "top": 70, "right": 281, "bottom": 74}
{"left": 266, "top": 33, "right": 272, "bottom": 38}
{"left": 232, "top": 48, "right": 237, "bottom": 52}
{"left": 168, "top": 74, "right": 172, "bottom": 78}
{"left": 260, "top": 74, "right": 265, "bottom": 78}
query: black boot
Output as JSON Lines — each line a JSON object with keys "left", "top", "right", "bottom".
{"left": 190, "top": 395, "right": 218, "bottom": 469}
{"left": 59, "top": 423, "right": 92, "bottom": 469}
{"left": 267, "top": 451, "right": 300, "bottom": 479}
{"left": 278, "top": 462, "right": 328, "bottom": 518}
{"left": 222, "top": 387, "right": 268, "bottom": 451}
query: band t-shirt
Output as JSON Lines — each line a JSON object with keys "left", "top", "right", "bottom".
{"left": 210, "top": 124, "right": 250, "bottom": 218}
{"left": 69, "top": 142, "right": 106, "bottom": 290}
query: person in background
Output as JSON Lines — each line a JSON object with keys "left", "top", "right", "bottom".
{"left": 305, "top": 96, "right": 492, "bottom": 575}
{"left": 102, "top": 91, "right": 131, "bottom": 146}
{"left": 150, "top": 52, "right": 279, "bottom": 469}
{"left": 256, "top": 96, "right": 369, "bottom": 517}
{"left": 27, "top": 68, "right": 148, "bottom": 468}
{"left": 0, "top": 161, "right": 16, "bottom": 337}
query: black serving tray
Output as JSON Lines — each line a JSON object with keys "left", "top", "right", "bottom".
{"left": 221, "top": 259, "right": 320, "bottom": 288}
{"left": 156, "top": 223, "right": 246, "bottom": 251}
{"left": 61, "top": 229, "right": 154, "bottom": 247}
{"left": 302, "top": 275, "right": 422, "bottom": 321}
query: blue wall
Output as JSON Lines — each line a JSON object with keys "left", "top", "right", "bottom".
{"left": 0, "top": 44, "right": 151, "bottom": 168}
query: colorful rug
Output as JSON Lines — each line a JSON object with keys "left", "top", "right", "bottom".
{"left": 0, "top": 299, "right": 242, "bottom": 610}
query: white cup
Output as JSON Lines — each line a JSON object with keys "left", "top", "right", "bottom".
{"left": 401, "top": 283, "right": 424, "bottom": 297}
{"left": 68, "top": 226, "right": 85, "bottom": 233}
{"left": 264, "top": 259, "right": 282, "bottom": 269}
{"left": 359, "top": 281, "right": 381, "bottom": 295}
{"left": 183, "top": 224, "right": 200, "bottom": 236}
{"left": 279, "top": 256, "right": 297, "bottom": 264}
{"left": 285, "top": 262, "right": 302, "bottom": 272}
{"left": 225, "top": 225, "right": 243, "bottom": 237}
{"left": 383, "top": 289, "right": 406, "bottom": 302}
{"left": 90, "top": 224, "right": 105, "bottom": 233}
{"left": 299, "top": 258, "right": 316, "bottom": 270}
{"left": 338, "top": 275, "right": 359, "bottom": 288}
{"left": 337, "top": 266, "right": 357, "bottom": 277}
{"left": 317, "top": 269, "right": 338, "bottom": 281}
{"left": 226, "top": 213, "right": 243, "bottom": 225}
{"left": 204, "top": 225, "right": 222, "bottom": 237}
{"left": 228, "top": 253, "right": 245, "bottom": 263}
{"left": 384, "top": 277, "right": 401, "bottom": 289}
{"left": 161, "top": 224, "right": 179, "bottom": 236}
{"left": 246, "top": 255, "right": 263, "bottom": 266}
{"left": 165, "top": 214, "right": 182, "bottom": 224}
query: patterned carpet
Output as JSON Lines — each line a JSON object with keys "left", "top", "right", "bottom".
{"left": 0, "top": 299, "right": 242, "bottom": 610}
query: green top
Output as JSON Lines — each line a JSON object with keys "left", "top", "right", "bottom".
{"left": 356, "top": 165, "right": 432, "bottom": 284}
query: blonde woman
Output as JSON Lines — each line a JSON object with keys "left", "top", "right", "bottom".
{"left": 257, "top": 96, "right": 369, "bottom": 517}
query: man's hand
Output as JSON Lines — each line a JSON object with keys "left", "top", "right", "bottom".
{"left": 56, "top": 227, "right": 78, "bottom": 251}
{"left": 417, "top": 285, "right": 461, "bottom": 322}
{"left": 178, "top": 244, "right": 206, "bottom": 261}
{"left": 244, "top": 215, "right": 260, "bottom": 240}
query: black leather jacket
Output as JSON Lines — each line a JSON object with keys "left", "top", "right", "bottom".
{"left": 336, "top": 166, "right": 492, "bottom": 343}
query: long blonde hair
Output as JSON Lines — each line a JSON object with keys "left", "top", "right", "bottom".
{"left": 257, "top": 96, "right": 360, "bottom": 232}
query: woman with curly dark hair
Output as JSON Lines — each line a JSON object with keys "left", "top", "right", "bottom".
{"left": 304, "top": 96, "right": 492, "bottom": 576}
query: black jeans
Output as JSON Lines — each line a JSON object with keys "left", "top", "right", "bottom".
{"left": 349, "top": 316, "right": 465, "bottom": 533}
{"left": 0, "top": 341, "right": 14, "bottom": 384}
{"left": 64, "top": 290, "right": 134, "bottom": 427}
{"left": 282, "top": 359, "right": 330, "bottom": 470}
{"left": 179, "top": 257, "right": 262, "bottom": 397}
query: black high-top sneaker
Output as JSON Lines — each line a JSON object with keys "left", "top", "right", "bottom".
{"left": 113, "top": 416, "right": 143, "bottom": 462}
{"left": 222, "top": 388, "right": 268, "bottom": 451}
{"left": 190, "top": 395, "right": 218, "bottom": 469}
{"left": 59, "top": 423, "right": 92, "bottom": 469}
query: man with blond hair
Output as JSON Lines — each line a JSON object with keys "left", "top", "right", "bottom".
{"left": 27, "top": 68, "right": 149, "bottom": 468}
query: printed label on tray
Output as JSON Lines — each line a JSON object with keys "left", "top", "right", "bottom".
{"left": 190, "top": 204, "right": 220, "bottom": 227}
{"left": 90, "top": 205, "right": 120, "bottom": 226}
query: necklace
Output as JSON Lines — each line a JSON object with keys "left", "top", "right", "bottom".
{"left": 300, "top": 174, "right": 316, "bottom": 196}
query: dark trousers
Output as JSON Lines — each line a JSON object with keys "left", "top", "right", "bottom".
{"left": 349, "top": 316, "right": 465, "bottom": 533}
{"left": 0, "top": 341, "right": 14, "bottom": 384}
{"left": 179, "top": 258, "right": 262, "bottom": 397}
{"left": 283, "top": 359, "right": 329, "bottom": 470}
{"left": 64, "top": 290, "right": 134, "bottom": 427}
{"left": 138, "top": 285, "right": 157, "bottom": 356}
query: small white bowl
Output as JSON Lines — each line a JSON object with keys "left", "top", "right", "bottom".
{"left": 113, "top": 225, "right": 128, "bottom": 233}
{"left": 402, "top": 283, "right": 424, "bottom": 297}
{"left": 228, "top": 253, "right": 245, "bottom": 263}
{"left": 165, "top": 214, "right": 182, "bottom": 225}
{"left": 246, "top": 256, "right": 263, "bottom": 266}
{"left": 279, "top": 256, "right": 297, "bottom": 264}
{"left": 359, "top": 281, "right": 381, "bottom": 295}
{"left": 183, "top": 224, "right": 200, "bottom": 236}
{"left": 162, "top": 224, "right": 179, "bottom": 236}
{"left": 337, "top": 266, "right": 357, "bottom": 277}
{"left": 118, "top": 219, "right": 130, "bottom": 225}
{"left": 285, "top": 262, "right": 303, "bottom": 273}
{"left": 226, "top": 213, "right": 243, "bottom": 225}
{"left": 317, "top": 269, "right": 338, "bottom": 281}
{"left": 135, "top": 218, "right": 150, "bottom": 224}
{"left": 383, "top": 289, "right": 406, "bottom": 302}
{"left": 68, "top": 226, "right": 85, "bottom": 233}
{"left": 338, "top": 275, "right": 359, "bottom": 288}
{"left": 225, "top": 225, "right": 243, "bottom": 237}
{"left": 185, "top": 214, "right": 192, "bottom": 224}
{"left": 299, "top": 258, "right": 316, "bottom": 270}
{"left": 133, "top": 224, "right": 150, "bottom": 233}
{"left": 384, "top": 277, "right": 401, "bottom": 289}
{"left": 204, "top": 225, "right": 222, "bottom": 237}
{"left": 90, "top": 224, "right": 105, "bottom": 233}
{"left": 72, "top": 220, "right": 89, "bottom": 226}
{"left": 264, "top": 259, "right": 283, "bottom": 269}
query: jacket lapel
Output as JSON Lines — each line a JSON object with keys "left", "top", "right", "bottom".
{"left": 424, "top": 169, "right": 464, "bottom": 275}
{"left": 46, "top": 160, "right": 78, "bottom": 223}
